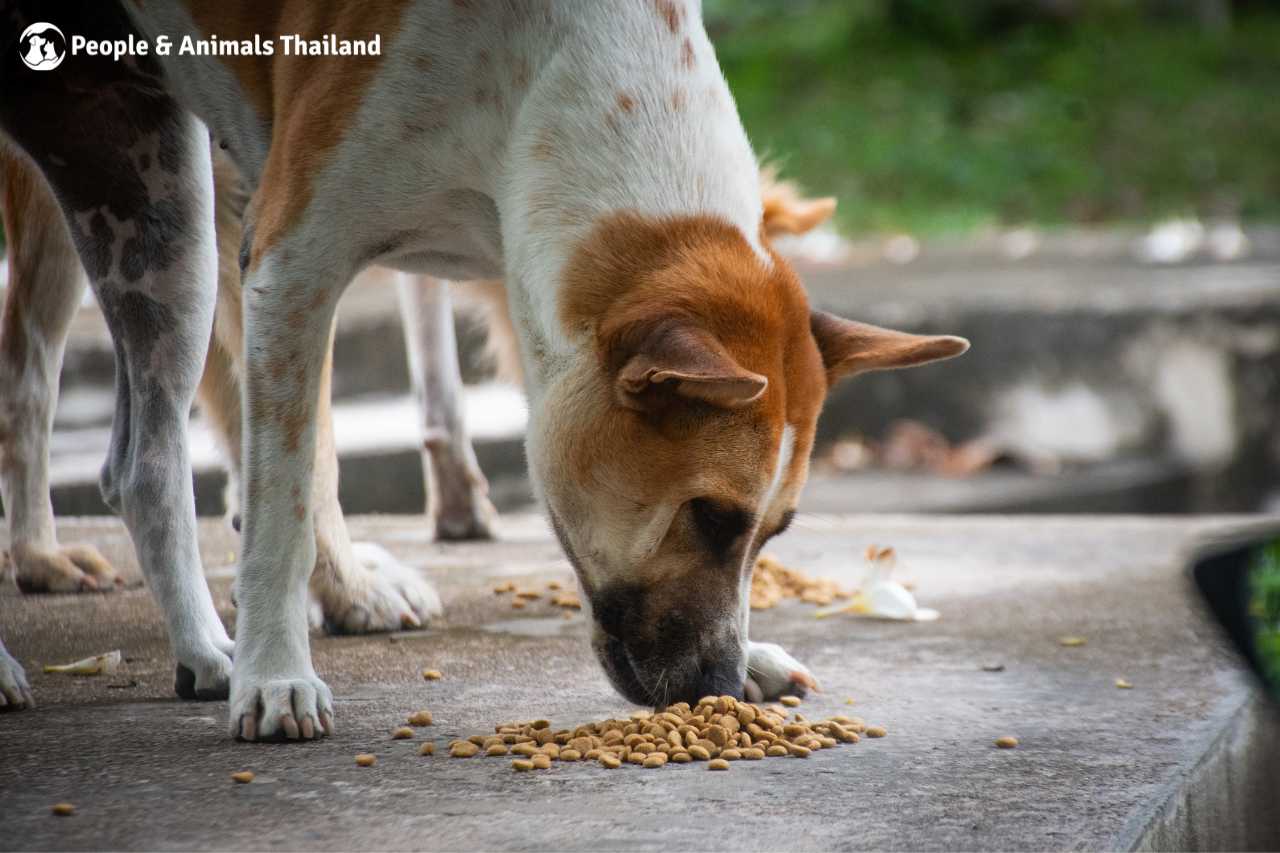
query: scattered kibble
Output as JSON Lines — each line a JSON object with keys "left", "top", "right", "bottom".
{"left": 779, "top": 695, "right": 801, "bottom": 707}
{"left": 407, "top": 710, "right": 433, "bottom": 726}
{"left": 599, "top": 753, "right": 621, "bottom": 769}
{"left": 51, "top": 803, "right": 75, "bottom": 816}
{"left": 486, "top": 743, "right": 509, "bottom": 757}
{"left": 516, "top": 590, "right": 541, "bottom": 600}
{"left": 450, "top": 742, "right": 480, "bottom": 758}
{"left": 419, "top": 742, "right": 435, "bottom": 756}
{"left": 865, "top": 726, "right": 887, "bottom": 738}
{"left": 392, "top": 726, "right": 414, "bottom": 740}
{"left": 995, "top": 736, "right": 1019, "bottom": 749}
{"left": 493, "top": 581, "right": 515, "bottom": 594}
{"left": 1115, "top": 678, "right": 1133, "bottom": 689}
{"left": 551, "top": 594, "right": 582, "bottom": 609}
{"left": 751, "top": 553, "right": 854, "bottom": 610}
{"left": 547, "top": 580, "right": 563, "bottom": 591}
{"left": 230, "top": 771, "right": 255, "bottom": 784}
{"left": 1058, "top": 636, "right": 1087, "bottom": 647}
{"left": 355, "top": 754, "right": 377, "bottom": 767}
{"left": 511, "top": 600, "right": 526, "bottom": 610}
{"left": 532, "top": 754, "right": 551, "bottom": 770}
{"left": 708, "top": 759, "right": 730, "bottom": 771}
{"left": 512, "top": 759, "right": 534, "bottom": 771}
{"left": 422, "top": 669, "right": 443, "bottom": 681}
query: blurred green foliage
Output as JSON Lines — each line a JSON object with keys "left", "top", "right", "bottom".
{"left": 709, "top": 0, "right": 1280, "bottom": 235}
{"left": 1251, "top": 540, "right": 1280, "bottom": 694}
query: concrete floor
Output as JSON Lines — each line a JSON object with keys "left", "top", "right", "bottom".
{"left": 1, "top": 513, "right": 1277, "bottom": 850}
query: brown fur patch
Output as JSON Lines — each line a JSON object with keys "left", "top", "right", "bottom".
{"left": 679, "top": 37, "right": 695, "bottom": 70}
{"left": 617, "top": 92, "right": 636, "bottom": 114}
{"left": 653, "top": 0, "right": 683, "bottom": 34}
{"left": 183, "top": 1, "right": 413, "bottom": 267}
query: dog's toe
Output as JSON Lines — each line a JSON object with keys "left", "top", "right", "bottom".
{"left": 0, "top": 648, "right": 34, "bottom": 711}
{"left": 231, "top": 674, "right": 333, "bottom": 742}
{"left": 12, "top": 543, "right": 126, "bottom": 594}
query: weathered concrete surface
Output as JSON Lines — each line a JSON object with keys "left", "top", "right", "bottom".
{"left": 1, "top": 514, "right": 1278, "bottom": 851}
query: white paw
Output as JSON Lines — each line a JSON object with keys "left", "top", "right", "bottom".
{"left": 320, "top": 542, "right": 443, "bottom": 635}
{"left": 173, "top": 633, "right": 234, "bottom": 701}
{"left": 0, "top": 643, "right": 34, "bottom": 710}
{"left": 745, "top": 641, "right": 819, "bottom": 702}
{"left": 229, "top": 669, "right": 334, "bottom": 741}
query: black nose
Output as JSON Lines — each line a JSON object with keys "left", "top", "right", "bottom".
{"left": 691, "top": 658, "right": 745, "bottom": 701}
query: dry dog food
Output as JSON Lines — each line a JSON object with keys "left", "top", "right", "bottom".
{"left": 422, "top": 669, "right": 443, "bottom": 681}
{"left": 1114, "top": 678, "right": 1133, "bottom": 689}
{"left": 51, "top": 803, "right": 75, "bottom": 816}
{"left": 355, "top": 754, "right": 377, "bottom": 767}
{"left": 707, "top": 759, "right": 730, "bottom": 771}
{"left": 1058, "top": 636, "right": 1087, "bottom": 647}
{"left": 407, "top": 710, "right": 434, "bottom": 726}
{"left": 419, "top": 742, "right": 435, "bottom": 756}
{"left": 230, "top": 771, "right": 255, "bottom": 784}
{"left": 425, "top": 696, "right": 880, "bottom": 774}
{"left": 995, "top": 736, "right": 1019, "bottom": 749}
{"left": 392, "top": 726, "right": 414, "bottom": 740}
{"left": 751, "top": 554, "right": 853, "bottom": 610}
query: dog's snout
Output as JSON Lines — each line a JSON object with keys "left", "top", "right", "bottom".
{"left": 693, "top": 657, "right": 746, "bottom": 701}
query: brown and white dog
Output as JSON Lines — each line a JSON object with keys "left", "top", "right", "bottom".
{"left": 0, "top": 1, "right": 966, "bottom": 736}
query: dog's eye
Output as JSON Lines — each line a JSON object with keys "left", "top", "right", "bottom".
{"left": 689, "top": 498, "right": 751, "bottom": 557}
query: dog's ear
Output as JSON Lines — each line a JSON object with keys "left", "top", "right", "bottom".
{"left": 760, "top": 169, "right": 837, "bottom": 238}
{"left": 810, "top": 310, "right": 969, "bottom": 385}
{"left": 612, "top": 320, "right": 767, "bottom": 411}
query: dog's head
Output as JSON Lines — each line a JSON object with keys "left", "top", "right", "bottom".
{"left": 528, "top": 210, "right": 967, "bottom": 706}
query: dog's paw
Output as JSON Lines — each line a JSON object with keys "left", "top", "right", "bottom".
{"left": 434, "top": 491, "right": 499, "bottom": 541}
{"left": 744, "top": 641, "right": 819, "bottom": 702}
{"left": 173, "top": 632, "right": 235, "bottom": 701}
{"left": 0, "top": 644, "right": 34, "bottom": 711}
{"left": 320, "top": 542, "right": 443, "bottom": 634}
{"left": 10, "top": 542, "right": 124, "bottom": 594}
{"left": 230, "top": 670, "right": 334, "bottom": 741}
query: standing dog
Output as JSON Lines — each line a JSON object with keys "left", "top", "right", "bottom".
{"left": 0, "top": 1, "right": 966, "bottom": 736}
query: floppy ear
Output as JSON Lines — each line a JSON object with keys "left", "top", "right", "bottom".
{"left": 760, "top": 169, "right": 837, "bottom": 238}
{"left": 810, "top": 310, "right": 969, "bottom": 385}
{"left": 612, "top": 320, "right": 767, "bottom": 411}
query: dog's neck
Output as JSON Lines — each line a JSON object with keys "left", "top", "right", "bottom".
{"left": 497, "top": 0, "right": 765, "bottom": 399}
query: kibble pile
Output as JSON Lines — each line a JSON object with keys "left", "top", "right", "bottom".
{"left": 417, "top": 695, "right": 883, "bottom": 772}
{"left": 750, "top": 553, "right": 853, "bottom": 610}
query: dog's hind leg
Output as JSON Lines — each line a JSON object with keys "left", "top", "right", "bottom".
{"left": 2, "top": 32, "right": 231, "bottom": 699}
{"left": 396, "top": 274, "right": 498, "bottom": 541}
{"left": 0, "top": 143, "right": 122, "bottom": 595}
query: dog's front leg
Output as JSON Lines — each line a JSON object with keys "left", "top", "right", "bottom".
{"left": 230, "top": 241, "right": 346, "bottom": 741}
{"left": 395, "top": 273, "right": 498, "bottom": 540}
{"left": 745, "top": 641, "right": 818, "bottom": 703}
{"left": 0, "top": 635, "right": 33, "bottom": 710}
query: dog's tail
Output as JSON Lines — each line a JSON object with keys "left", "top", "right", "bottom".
{"left": 759, "top": 164, "right": 838, "bottom": 238}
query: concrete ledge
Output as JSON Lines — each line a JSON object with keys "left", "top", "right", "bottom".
{"left": 1, "top": 514, "right": 1277, "bottom": 850}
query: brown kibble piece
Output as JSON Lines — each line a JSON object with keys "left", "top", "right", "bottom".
{"left": 766, "top": 745, "right": 788, "bottom": 757}
{"left": 1058, "top": 636, "right": 1087, "bottom": 647}
{"left": 51, "top": 803, "right": 75, "bottom": 816}
{"left": 532, "top": 754, "right": 552, "bottom": 770}
{"left": 599, "top": 753, "right": 622, "bottom": 768}
{"left": 511, "top": 599, "right": 526, "bottom": 609}
{"left": 708, "top": 759, "right": 730, "bottom": 771}
{"left": 560, "top": 749, "right": 582, "bottom": 762}
{"left": 419, "top": 742, "right": 435, "bottom": 756}
{"left": 780, "top": 695, "right": 801, "bottom": 707}
{"left": 742, "top": 747, "right": 765, "bottom": 760}
{"left": 688, "top": 745, "right": 711, "bottom": 760}
{"left": 720, "top": 748, "right": 742, "bottom": 761}
{"left": 407, "top": 710, "right": 433, "bottom": 726}
{"left": 995, "top": 736, "right": 1019, "bottom": 749}
{"left": 392, "top": 726, "right": 414, "bottom": 740}
{"left": 865, "top": 726, "right": 887, "bottom": 738}
{"left": 486, "top": 744, "right": 509, "bottom": 756}
{"left": 231, "top": 771, "right": 255, "bottom": 784}
{"left": 512, "top": 759, "right": 534, "bottom": 771}
{"left": 355, "top": 754, "right": 377, "bottom": 767}
{"left": 643, "top": 753, "right": 667, "bottom": 768}
{"left": 493, "top": 581, "right": 515, "bottom": 593}
{"left": 450, "top": 742, "right": 480, "bottom": 758}
{"left": 422, "top": 669, "right": 443, "bottom": 680}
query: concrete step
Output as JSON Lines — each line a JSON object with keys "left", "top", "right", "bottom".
{"left": 2, "top": 514, "right": 1277, "bottom": 849}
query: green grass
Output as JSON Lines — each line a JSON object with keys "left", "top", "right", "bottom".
{"left": 713, "top": 3, "right": 1280, "bottom": 236}
{"left": 1250, "top": 540, "right": 1280, "bottom": 696}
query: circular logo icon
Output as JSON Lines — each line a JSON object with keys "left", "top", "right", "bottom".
{"left": 18, "top": 22, "right": 67, "bottom": 71}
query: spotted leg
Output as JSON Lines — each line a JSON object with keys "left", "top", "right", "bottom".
{"left": 2, "top": 30, "right": 232, "bottom": 700}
